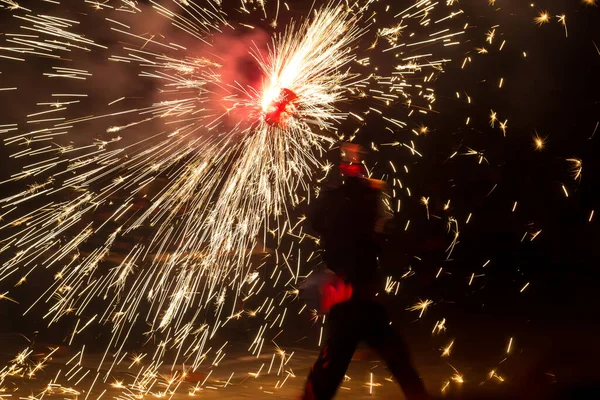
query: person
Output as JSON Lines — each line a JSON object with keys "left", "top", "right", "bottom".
{"left": 301, "top": 143, "right": 429, "bottom": 400}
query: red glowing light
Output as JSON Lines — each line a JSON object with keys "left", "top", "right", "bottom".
{"left": 321, "top": 277, "right": 353, "bottom": 314}
{"left": 340, "top": 162, "right": 366, "bottom": 177}
{"left": 263, "top": 87, "right": 298, "bottom": 127}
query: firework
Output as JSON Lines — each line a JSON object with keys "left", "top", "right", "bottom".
{"left": 1, "top": 0, "right": 593, "bottom": 397}
{"left": 0, "top": 0, "right": 469, "bottom": 395}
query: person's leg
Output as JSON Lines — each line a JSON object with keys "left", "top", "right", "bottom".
{"left": 302, "top": 303, "right": 358, "bottom": 400}
{"left": 365, "top": 303, "right": 428, "bottom": 400}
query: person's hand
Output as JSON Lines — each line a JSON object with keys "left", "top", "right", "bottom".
{"left": 320, "top": 277, "right": 353, "bottom": 313}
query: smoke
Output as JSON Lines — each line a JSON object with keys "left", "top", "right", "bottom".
{"left": 0, "top": 1, "right": 271, "bottom": 155}
{"left": 87, "top": 2, "right": 271, "bottom": 138}
{"left": 204, "top": 28, "right": 270, "bottom": 130}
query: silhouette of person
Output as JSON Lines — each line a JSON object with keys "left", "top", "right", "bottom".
{"left": 301, "top": 143, "right": 429, "bottom": 400}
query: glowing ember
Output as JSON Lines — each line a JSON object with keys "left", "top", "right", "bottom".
{"left": 263, "top": 87, "right": 299, "bottom": 127}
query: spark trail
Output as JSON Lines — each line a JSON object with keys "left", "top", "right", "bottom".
{"left": 0, "top": 0, "right": 471, "bottom": 396}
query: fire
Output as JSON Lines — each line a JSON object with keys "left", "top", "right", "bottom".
{"left": 262, "top": 87, "right": 299, "bottom": 127}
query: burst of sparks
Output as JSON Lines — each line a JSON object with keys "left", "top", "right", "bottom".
{"left": 0, "top": 0, "right": 594, "bottom": 398}
{"left": 489, "top": 109, "right": 497, "bottom": 127}
{"left": 489, "top": 369, "right": 505, "bottom": 382}
{"left": 451, "top": 373, "right": 464, "bottom": 384}
{"left": 441, "top": 340, "right": 454, "bottom": 357}
{"left": 0, "top": 0, "right": 371, "bottom": 363}
{"left": 0, "top": 292, "right": 19, "bottom": 304}
{"left": 407, "top": 299, "right": 433, "bottom": 318}
{"left": 534, "top": 11, "right": 550, "bottom": 26}
{"left": 433, "top": 318, "right": 447, "bottom": 335}
{"left": 421, "top": 196, "right": 430, "bottom": 220}
{"left": 533, "top": 132, "right": 546, "bottom": 150}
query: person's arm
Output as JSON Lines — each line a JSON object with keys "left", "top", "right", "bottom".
{"left": 368, "top": 179, "right": 393, "bottom": 236}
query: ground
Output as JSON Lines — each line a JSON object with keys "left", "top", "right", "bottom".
{"left": 1, "top": 339, "right": 470, "bottom": 400}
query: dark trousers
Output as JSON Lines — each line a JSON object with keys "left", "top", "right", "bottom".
{"left": 302, "top": 299, "right": 428, "bottom": 400}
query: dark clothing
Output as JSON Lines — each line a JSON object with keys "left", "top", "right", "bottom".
{"left": 304, "top": 176, "right": 428, "bottom": 400}
{"left": 303, "top": 300, "right": 428, "bottom": 400}
{"left": 309, "top": 177, "right": 381, "bottom": 297}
